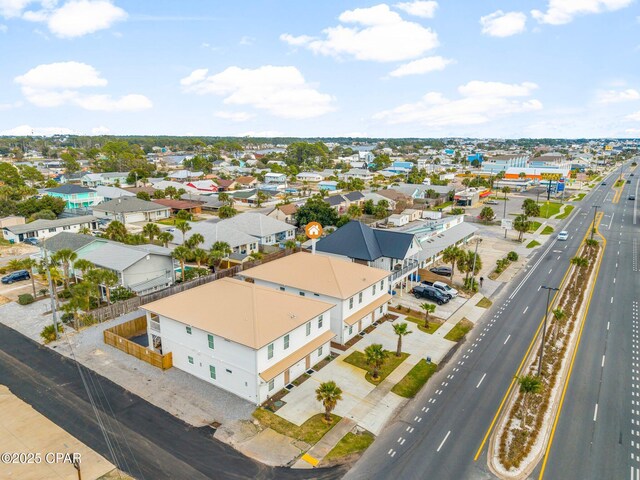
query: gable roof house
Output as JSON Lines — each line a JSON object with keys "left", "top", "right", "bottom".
{"left": 235, "top": 176, "right": 258, "bottom": 187}
{"left": 185, "top": 180, "right": 218, "bottom": 193}
{"left": 141, "top": 277, "right": 334, "bottom": 404}
{"left": 94, "top": 185, "right": 136, "bottom": 202}
{"left": 221, "top": 213, "right": 295, "bottom": 245}
{"left": 93, "top": 197, "right": 171, "bottom": 224}
{"left": 2, "top": 216, "right": 98, "bottom": 243}
{"left": 267, "top": 204, "right": 298, "bottom": 225}
{"left": 241, "top": 252, "right": 391, "bottom": 345}
{"left": 43, "top": 184, "right": 103, "bottom": 210}
{"left": 81, "top": 172, "right": 130, "bottom": 188}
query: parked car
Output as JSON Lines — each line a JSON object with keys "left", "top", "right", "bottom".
{"left": 484, "top": 200, "right": 499, "bottom": 205}
{"left": 601, "top": 182, "right": 607, "bottom": 186}
{"left": 631, "top": 173, "right": 635, "bottom": 176}
{"left": 412, "top": 285, "right": 450, "bottom": 305}
{"left": 557, "top": 231, "right": 569, "bottom": 241}
{"left": 22, "top": 238, "right": 39, "bottom": 246}
{"left": 627, "top": 180, "right": 631, "bottom": 184}
{"left": 422, "top": 280, "right": 458, "bottom": 298}
{"left": 1, "top": 270, "right": 31, "bottom": 284}
{"left": 629, "top": 195, "right": 636, "bottom": 201}
{"left": 429, "top": 266, "right": 452, "bottom": 277}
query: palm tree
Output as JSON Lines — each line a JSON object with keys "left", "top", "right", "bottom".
{"left": 185, "top": 233, "right": 205, "bottom": 250}
{"left": 104, "top": 221, "right": 128, "bottom": 242}
{"left": 284, "top": 239, "right": 297, "bottom": 250}
{"left": 157, "top": 231, "right": 174, "bottom": 248}
{"left": 192, "top": 248, "right": 209, "bottom": 268}
{"left": 84, "top": 268, "right": 104, "bottom": 306}
{"left": 420, "top": 302, "right": 436, "bottom": 329}
{"left": 72, "top": 258, "right": 94, "bottom": 279}
{"left": 551, "top": 308, "right": 566, "bottom": 343}
{"left": 441, "top": 246, "right": 461, "bottom": 282}
{"left": 315, "top": 381, "right": 343, "bottom": 423}
{"left": 347, "top": 204, "right": 362, "bottom": 219}
{"left": 142, "top": 223, "right": 161, "bottom": 243}
{"left": 7, "top": 258, "right": 24, "bottom": 272}
{"left": 218, "top": 192, "right": 232, "bottom": 206}
{"left": 78, "top": 226, "right": 91, "bottom": 235}
{"left": 513, "top": 214, "right": 530, "bottom": 242}
{"left": 52, "top": 249, "right": 77, "bottom": 289}
{"left": 99, "top": 269, "right": 119, "bottom": 305}
{"left": 21, "top": 258, "right": 38, "bottom": 297}
{"left": 501, "top": 186, "right": 511, "bottom": 202}
{"left": 570, "top": 256, "right": 589, "bottom": 268}
{"left": 172, "top": 246, "right": 190, "bottom": 282}
{"left": 255, "top": 191, "right": 268, "bottom": 208}
{"left": 249, "top": 252, "right": 264, "bottom": 261}
{"left": 175, "top": 220, "right": 192, "bottom": 245}
{"left": 518, "top": 374, "right": 542, "bottom": 427}
{"left": 393, "top": 322, "right": 412, "bottom": 357}
{"left": 209, "top": 241, "right": 232, "bottom": 270}
{"left": 364, "top": 343, "right": 388, "bottom": 381}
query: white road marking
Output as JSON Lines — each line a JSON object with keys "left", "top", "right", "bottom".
{"left": 476, "top": 373, "right": 487, "bottom": 388}
{"left": 602, "top": 355, "right": 606, "bottom": 367}
{"left": 504, "top": 334, "right": 511, "bottom": 344}
{"left": 397, "top": 437, "right": 403, "bottom": 443}
{"left": 557, "top": 255, "right": 561, "bottom": 260}
{"left": 549, "top": 269, "right": 553, "bottom": 274}
{"left": 523, "top": 306, "right": 529, "bottom": 315}
{"left": 607, "top": 321, "right": 610, "bottom": 331}
{"left": 611, "top": 297, "right": 614, "bottom": 304}
{"left": 437, "top": 431, "right": 451, "bottom": 452}
{"left": 538, "top": 285, "right": 541, "bottom": 291}
{"left": 594, "top": 403, "right": 598, "bottom": 422}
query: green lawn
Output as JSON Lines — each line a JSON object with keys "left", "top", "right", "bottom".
{"left": 436, "top": 201, "right": 453, "bottom": 209}
{"left": 526, "top": 240, "right": 541, "bottom": 249}
{"left": 344, "top": 350, "right": 409, "bottom": 385}
{"left": 476, "top": 297, "right": 492, "bottom": 308}
{"left": 615, "top": 179, "right": 625, "bottom": 188}
{"left": 537, "top": 202, "right": 562, "bottom": 219}
{"left": 252, "top": 410, "right": 340, "bottom": 445}
{"left": 405, "top": 315, "right": 442, "bottom": 334}
{"left": 541, "top": 225, "right": 554, "bottom": 235}
{"left": 324, "top": 431, "right": 375, "bottom": 462}
{"left": 391, "top": 359, "right": 438, "bottom": 398}
{"left": 528, "top": 221, "right": 542, "bottom": 232}
{"left": 573, "top": 193, "right": 586, "bottom": 201}
{"left": 444, "top": 319, "right": 473, "bottom": 342}
{"left": 555, "top": 205, "right": 574, "bottom": 220}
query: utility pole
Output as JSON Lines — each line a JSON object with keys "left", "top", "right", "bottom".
{"left": 471, "top": 238, "right": 482, "bottom": 286}
{"left": 503, "top": 189, "right": 508, "bottom": 238}
{"left": 42, "top": 240, "right": 60, "bottom": 341}
{"left": 538, "top": 285, "right": 559, "bottom": 376}
{"left": 591, "top": 205, "right": 600, "bottom": 241}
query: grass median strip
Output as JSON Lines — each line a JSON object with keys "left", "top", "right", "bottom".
{"left": 324, "top": 431, "right": 375, "bottom": 463}
{"left": 476, "top": 297, "right": 492, "bottom": 308}
{"left": 252, "top": 410, "right": 340, "bottom": 445}
{"left": 444, "top": 318, "right": 473, "bottom": 342}
{"left": 526, "top": 240, "right": 541, "bottom": 249}
{"left": 555, "top": 205, "right": 574, "bottom": 220}
{"left": 541, "top": 225, "right": 554, "bottom": 235}
{"left": 344, "top": 350, "right": 409, "bottom": 385}
{"left": 404, "top": 315, "right": 443, "bottom": 334}
{"left": 391, "top": 359, "right": 438, "bottom": 398}
{"left": 537, "top": 202, "right": 562, "bottom": 219}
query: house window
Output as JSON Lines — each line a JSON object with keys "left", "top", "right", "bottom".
{"left": 380, "top": 280, "right": 384, "bottom": 290}
{"left": 209, "top": 365, "right": 216, "bottom": 379}
{"left": 284, "top": 334, "right": 290, "bottom": 350}
{"left": 226, "top": 369, "right": 232, "bottom": 374}
{"left": 279, "top": 286, "right": 285, "bottom": 291}
{"left": 306, "top": 322, "right": 311, "bottom": 336}
{"left": 318, "top": 315, "right": 323, "bottom": 329}
{"left": 358, "top": 292, "right": 363, "bottom": 304}
{"left": 317, "top": 346, "right": 323, "bottom": 357}
{"left": 372, "top": 284, "right": 376, "bottom": 295}
{"left": 348, "top": 325, "right": 353, "bottom": 335}
{"left": 268, "top": 379, "right": 275, "bottom": 391}
{"left": 299, "top": 291, "right": 305, "bottom": 296}
{"left": 188, "top": 356, "right": 194, "bottom": 364}
{"left": 379, "top": 306, "right": 383, "bottom": 313}
{"left": 186, "top": 326, "right": 192, "bottom": 335}
{"left": 208, "top": 334, "right": 214, "bottom": 350}
{"left": 268, "top": 343, "right": 274, "bottom": 359}
{"left": 349, "top": 298, "right": 353, "bottom": 309}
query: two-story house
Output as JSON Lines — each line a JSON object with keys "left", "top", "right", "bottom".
{"left": 241, "top": 252, "right": 391, "bottom": 345}
{"left": 221, "top": 213, "right": 295, "bottom": 246}
{"left": 43, "top": 184, "right": 103, "bottom": 210}
{"left": 141, "top": 277, "right": 335, "bottom": 404}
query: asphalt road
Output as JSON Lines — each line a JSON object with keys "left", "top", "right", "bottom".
{"left": 346, "top": 171, "right": 619, "bottom": 480}
{"left": 0, "top": 326, "right": 344, "bottom": 480}
{"left": 539, "top": 163, "right": 639, "bottom": 480}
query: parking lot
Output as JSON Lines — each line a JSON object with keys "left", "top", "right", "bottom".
{"left": 0, "top": 275, "right": 46, "bottom": 301}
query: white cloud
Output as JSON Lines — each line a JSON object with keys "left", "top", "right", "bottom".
{"left": 532, "top": 0, "right": 634, "bottom": 25}
{"left": 394, "top": 1, "right": 437, "bottom": 18}
{"left": 91, "top": 126, "right": 110, "bottom": 135}
{"left": 214, "top": 111, "right": 255, "bottom": 122}
{"left": 0, "top": 0, "right": 33, "bottom": 18}
{"left": 21, "top": 0, "right": 126, "bottom": 38}
{"left": 480, "top": 10, "right": 527, "bottom": 37}
{"left": 388, "top": 55, "right": 453, "bottom": 77}
{"left": 373, "top": 80, "right": 542, "bottom": 126}
{"left": 281, "top": 4, "right": 439, "bottom": 62}
{"left": 15, "top": 61, "right": 152, "bottom": 111}
{"left": 596, "top": 88, "right": 640, "bottom": 104}
{"left": 0, "top": 23, "right": 7, "bottom": 31}
{"left": 0, "top": 100, "right": 22, "bottom": 110}
{"left": 624, "top": 128, "right": 640, "bottom": 135}
{"left": 627, "top": 110, "right": 640, "bottom": 121}
{"left": 239, "top": 35, "right": 254, "bottom": 45}
{"left": 0, "top": 124, "right": 76, "bottom": 136}
{"left": 181, "top": 65, "right": 335, "bottom": 119}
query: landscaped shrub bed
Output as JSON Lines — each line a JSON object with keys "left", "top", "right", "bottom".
{"left": 497, "top": 240, "right": 599, "bottom": 471}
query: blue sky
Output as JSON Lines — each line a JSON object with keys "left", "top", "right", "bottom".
{"left": 1, "top": 0, "right": 639, "bottom": 138}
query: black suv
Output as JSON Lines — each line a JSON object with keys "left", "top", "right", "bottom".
{"left": 412, "top": 285, "right": 450, "bottom": 305}
{"left": 1, "top": 270, "right": 30, "bottom": 284}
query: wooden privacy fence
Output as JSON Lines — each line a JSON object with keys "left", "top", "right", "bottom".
{"left": 90, "top": 247, "right": 303, "bottom": 323}
{"left": 103, "top": 316, "right": 172, "bottom": 370}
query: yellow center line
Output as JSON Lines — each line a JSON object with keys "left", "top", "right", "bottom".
{"left": 473, "top": 213, "right": 601, "bottom": 462}
{"left": 538, "top": 212, "right": 606, "bottom": 479}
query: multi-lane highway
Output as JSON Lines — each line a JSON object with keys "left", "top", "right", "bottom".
{"left": 348, "top": 166, "right": 633, "bottom": 480}
{"left": 540, "top": 164, "right": 639, "bottom": 480}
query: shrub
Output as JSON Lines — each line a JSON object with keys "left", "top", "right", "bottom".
{"left": 463, "top": 277, "right": 478, "bottom": 292}
{"left": 60, "top": 312, "right": 74, "bottom": 324}
{"left": 507, "top": 251, "right": 519, "bottom": 261}
{"left": 40, "top": 323, "right": 63, "bottom": 343}
{"left": 110, "top": 286, "right": 135, "bottom": 302}
{"left": 38, "top": 288, "right": 48, "bottom": 297}
{"left": 59, "top": 289, "right": 72, "bottom": 299}
{"left": 18, "top": 293, "right": 34, "bottom": 305}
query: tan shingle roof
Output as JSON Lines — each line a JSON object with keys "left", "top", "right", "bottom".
{"left": 242, "top": 252, "right": 389, "bottom": 299}
{"left": 141, "top": 277, "right": 332, "bottom": 349}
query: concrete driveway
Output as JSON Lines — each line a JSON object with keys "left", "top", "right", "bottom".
{"left": 275, "top": 320, "right": 455, "bottom": 430}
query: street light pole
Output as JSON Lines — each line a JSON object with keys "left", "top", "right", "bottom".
{"left": 591, "top": 205, "right": 600, "bottom": 241}
{"left": 538, "top": 286, "right": 559, "bottom": 376}
{"left": 471, "top": 238, "right": 482, "bottom": 287}
{"left": 42, "top": 239, "right": 60, "bottom": 341}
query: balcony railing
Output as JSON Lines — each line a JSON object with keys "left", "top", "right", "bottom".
{"left": 390, "top": 259, "right": 420, "bottom": 281}
{"left": 149, "top": 319, "right": 161, "bottom": 333}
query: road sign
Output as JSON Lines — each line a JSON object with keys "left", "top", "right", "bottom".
{"left": 305, "top": 222, "right": 323, "bottom": 239}
{"left": 501, "top": 218, "right": 513, "bottom": 230}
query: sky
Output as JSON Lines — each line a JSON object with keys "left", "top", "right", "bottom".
{"left": 0, "top": 0, "right": 639, "bottom": 138}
